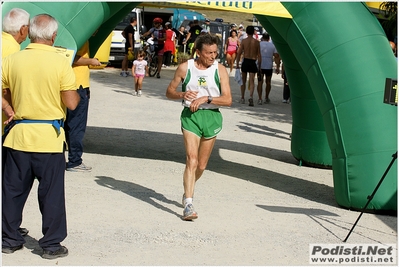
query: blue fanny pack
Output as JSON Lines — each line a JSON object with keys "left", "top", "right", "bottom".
{"left": 3, "top": 119, "right": 64, "bottom": 138}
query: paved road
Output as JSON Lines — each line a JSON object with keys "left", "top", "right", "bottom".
{"left": 2, "top": 66, "right": 397, "bottom": 266}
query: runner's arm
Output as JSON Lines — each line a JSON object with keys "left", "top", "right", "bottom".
{"left": 211, "top": 64, "right": 232, "bottom": 107}
{"left": 166, "top": 61, "right": 192, "bottom": 100}
{"left": 191, "top": 64, "right": 232, "bottom": 108}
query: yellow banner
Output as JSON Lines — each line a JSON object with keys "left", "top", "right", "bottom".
{"left": 365, "top": 2, "right": 383, "bottom": 10}
{"left": 139, "top": 1, "right": 292, "bottom": 19}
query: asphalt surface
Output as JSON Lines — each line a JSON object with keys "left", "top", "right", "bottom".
{"left": 2, "top": 65, "right": 397, "bottom": 266}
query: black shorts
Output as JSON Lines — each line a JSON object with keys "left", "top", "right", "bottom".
{"left": 241, "top": 58, "right": 258, "bottom": 73}
{"left": 257, "top": 69, "right": 273, "bottom": 81}
{"left": 154, "top": 44, "right": 164, "bottom": 53}
{"left": 124, "top": 43, "right": 132, "bottom": 55}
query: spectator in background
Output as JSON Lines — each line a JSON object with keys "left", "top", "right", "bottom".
{"left": 2, "top": 13, "right": 80, "bottom": 259}
{"left": 224, "top": 29, "right": 240, "bottom": 75}
{"left": 163, "top": 22, "right": 176, "bottom": 68}
{"left": 65, "top": 39, "right": 101, "bottom": 172}
{"left": 230, "top": 23, "right": 237, "bottom": 33}
{"left": 201, "top": 29, "right": 209, "bottom": 35}
{"left": 1, "top": 7, "right": 30, "bottom": 239}
{"left": 120, "top": 17, "right": 137, "bottom": 77}
{"left": 183, "top": 20, "right": 202, "bottom": 55}
{"left": 2, "top": 8, "right": 29, "bottom": 59}
{"left": 185, "top": 21, "right": 193, "bottom": 33}
{"left": 132, "top": 50, "right": 149, "bottom": 96}
{"left": 254, "top": 27, "right": 261, "bottom": 41}
{"left": 141, "top": 17, "right": 166, "bottom": 78}
{"left": 2, "top": 8, "right": 30, "bottom": 132}
{"left": 190, "top": 29, "right": 209, "bottom": 59}
{"left": 237, "top": 24, "right": 247, "bottom": 42}
{"left": 236, "top": 24, "right": 247, "bottom": 66}
{"left": 235, "top": 26, "right": 261, "bottom": 106}
{"left": 257, "top": 33, "right": 280, "bottom": 104}
{"left": 176, "top": 26, "right": 187, "bottom": 53}
{"left": 202, "top": 18, "right": 211, "bottom": 33}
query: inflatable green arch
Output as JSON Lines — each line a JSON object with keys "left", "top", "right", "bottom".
{"left": 2, "top": 2, "right": 397, "bottom": 211}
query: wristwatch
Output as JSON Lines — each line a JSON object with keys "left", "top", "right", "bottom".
{"left": 207, "top": 96, "right": 213, "bottom": 104}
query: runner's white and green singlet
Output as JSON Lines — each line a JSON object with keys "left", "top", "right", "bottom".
{"left": 182, "top": 59, "right": 221, "bottom": 109}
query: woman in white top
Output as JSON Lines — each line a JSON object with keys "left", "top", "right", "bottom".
{"left": 166, "top": 34, "right": 232, "bottom": 221}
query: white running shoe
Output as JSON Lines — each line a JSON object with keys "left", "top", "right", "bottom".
{"left": 182, "top": 204, "right": 198, "bottom": 221}
{"left": 66, "top": 162, "right": 92, "bottom": 172}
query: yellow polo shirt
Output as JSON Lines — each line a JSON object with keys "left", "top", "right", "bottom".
{"left": 73, "top": 41, "right": 90, "bottom": 88}
{"left": 2, "top": 43, "right": 77, "bottom": 153}
{"left": 2, "top": 31, "right": 20, "bottom": 59}
{"left": 2, "top": 31, "right": 21, "bottom": 134}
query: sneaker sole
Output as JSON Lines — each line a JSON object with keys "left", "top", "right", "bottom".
{"left": 42, "top": 252, "right": 68, "bottom": 260}
{"left": 2, "top": 245, "right": 23, "bottom": 254}
{"left": 182, "top": 213, "right": 198, "bottom": 221}
{"left": 66, "top": 168, "right": 92, "bottom": 172}
{"left": 42, "top": 247, "right": 68, "bottom": 259}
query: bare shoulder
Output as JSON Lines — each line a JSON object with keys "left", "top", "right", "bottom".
{"left": 175, "top": 60, "right": 189, "bottom": 78}
{"left": 217, "top": 63, "right": 228, "bottom": 76}
{"left": 178, "top": 60, "right": 189, "bottom": 71}
{"left": 217, "top": 62, "right": 226, "bottom": 70}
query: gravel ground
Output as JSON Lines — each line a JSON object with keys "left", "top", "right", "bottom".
{"left": 2, "top": 65, "right": 397, "bottom": 266}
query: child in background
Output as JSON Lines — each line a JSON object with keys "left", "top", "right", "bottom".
{"left": 132, "top": 50, "right": 149, "bottom": 96}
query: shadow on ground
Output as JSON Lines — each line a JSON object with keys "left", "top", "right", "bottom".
{"left": 257, "top": 205, "right": 396, "bottom": 242}
{"left": 94, "top": 176, "right": 182, "bottom": 219}
{"left": 84, "top": 126, "right": 336, "bottom": 207}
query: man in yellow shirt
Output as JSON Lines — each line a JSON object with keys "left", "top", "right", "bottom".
{"left": 2, "top": 8, "right": 30, "bottom": 132}
{"left": 1, "top": 6, "right": 30, "bottom": 239}
{"left": 65, "top": 40, "right": 101, "bottom": 172}
{"left": 2, "top": 14, "right": 80, "bottom": 259}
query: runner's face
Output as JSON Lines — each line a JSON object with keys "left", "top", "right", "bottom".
{"left": 197, "top": 44, "right": 218, "bottom": 67}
